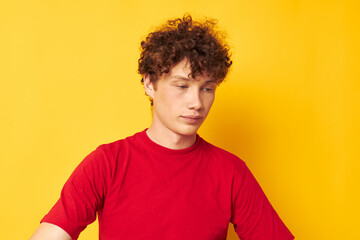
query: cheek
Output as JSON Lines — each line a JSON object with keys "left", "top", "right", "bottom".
{"left": 160, "top": 88, "right": 183, "bottom": 103}
{"left": 204, "top": 95, "right": 215, "bottom": 109}
{"left": 157, "top": 89, "right": 181, "bottom": 110}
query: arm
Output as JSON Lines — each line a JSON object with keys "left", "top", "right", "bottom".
{"left": 231, "top": 164, "right": 294, "bottom": 239}
{"left": 30, "top": 223, "right": 72, "bottom": 240}
{"left": 33, "top": 146, "right": 111, "bottom": 239}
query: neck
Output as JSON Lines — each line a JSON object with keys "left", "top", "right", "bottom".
{"left": 146, "top": 126, "right": 197, "bottom": 150}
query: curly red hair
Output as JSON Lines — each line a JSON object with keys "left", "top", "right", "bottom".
{"left": 138, "top": 15, "right": 232, "bottom": 86}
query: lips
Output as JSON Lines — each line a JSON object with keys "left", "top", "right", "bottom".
{"left": 180, "top": 115, "right": 203, "bottom": 124}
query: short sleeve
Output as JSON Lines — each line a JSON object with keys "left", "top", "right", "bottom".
{"left": 41, "top": 145, "right": 112, "bottom": 239}
{"left": 231, "top": 164, "right": 294, "bottom": 240}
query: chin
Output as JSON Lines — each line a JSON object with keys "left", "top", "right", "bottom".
{"left": 175, "top": 125, "right": 201, "bottom": 136}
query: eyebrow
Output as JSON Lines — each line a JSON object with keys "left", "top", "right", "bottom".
{"left": 171, "top": 75, "right": 217, "bottom": 84}
{"left": 172, "top": 75, "right": 190, "bottom": 80}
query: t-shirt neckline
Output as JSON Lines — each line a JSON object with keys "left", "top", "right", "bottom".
{"left": 138, "top": 128, "right": 202, "bottom": 156}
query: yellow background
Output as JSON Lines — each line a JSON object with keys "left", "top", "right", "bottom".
{"left": 1, "top": 0, "right": 359, "bottom": 239}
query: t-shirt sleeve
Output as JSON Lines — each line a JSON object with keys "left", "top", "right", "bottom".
{"left": 41, "top": 145, "right": 112, "bottom": 239}
{"left": 231, "top": 163, "right": 294, "bottom": 240}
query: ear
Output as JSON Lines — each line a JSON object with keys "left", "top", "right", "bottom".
{"left": 143, "top": 74, "right": 155, "bottom": 99}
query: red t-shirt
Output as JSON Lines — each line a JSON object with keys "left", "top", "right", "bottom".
{"left": 42, "top": 129, "right": 294, "bottom": 239}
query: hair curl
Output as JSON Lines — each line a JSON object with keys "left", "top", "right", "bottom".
{"left": 138, "top": 15, "right": 232, "bottom": 86}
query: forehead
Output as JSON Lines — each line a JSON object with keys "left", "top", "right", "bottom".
{"left": 163, "top": 59, "right": 215, "bottom": 83}
{"left": 170, "top": 59, "right": 192, "bottom": 75}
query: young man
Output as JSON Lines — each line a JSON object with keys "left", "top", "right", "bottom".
{"left": 30, "top": 15, "right": 294, "bottom": 240}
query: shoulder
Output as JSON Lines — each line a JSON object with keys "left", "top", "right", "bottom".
{"left": 70, "top": 130, "right": 145, "bottom": 182}
{"left": 200, "top": 138, "right": 248, "bottom": 173}
{"left": 94, "top": 130, "right": 144, "bottom": 156}
{"left": 77, "top": 130, "right": 145, "bottom": 172}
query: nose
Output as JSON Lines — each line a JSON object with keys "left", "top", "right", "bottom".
{"left": 187, "top": 88, "right": 203, "bottom": 110}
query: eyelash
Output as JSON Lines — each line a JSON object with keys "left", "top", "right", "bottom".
{"left": 202, "top": 87, "right": 214, "bottom": 92}
{"left": 176, "top": 85, "right": 214, "bottom": 92}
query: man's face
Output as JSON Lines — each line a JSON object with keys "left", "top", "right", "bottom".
{"left": 144, "top": 58, "right": 217, "bottom": 138}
